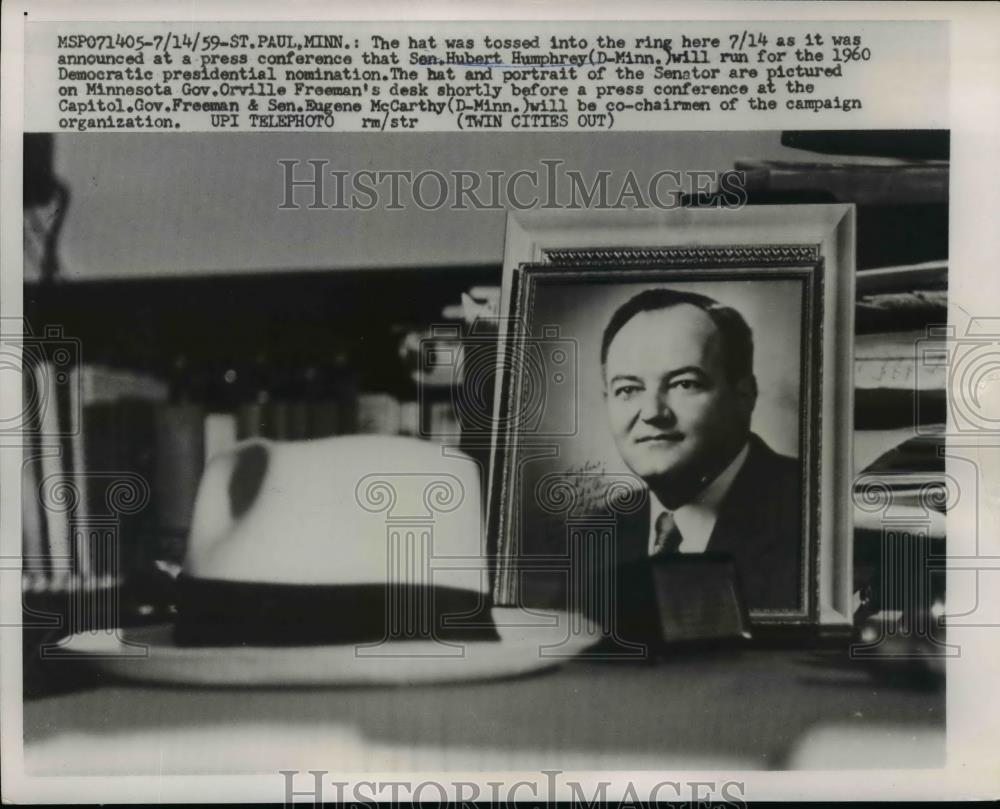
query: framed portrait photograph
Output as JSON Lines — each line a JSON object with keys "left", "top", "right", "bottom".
{"left": 488, "top": 207, "right": 856, "bottom": 638}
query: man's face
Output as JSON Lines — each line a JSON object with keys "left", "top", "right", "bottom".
{"left": 604, "top": 304, "right": 755, "bottom": 490}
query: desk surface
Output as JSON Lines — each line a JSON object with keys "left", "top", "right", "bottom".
{"left": 24, "top": 649, "right": 943, "bottom": 774}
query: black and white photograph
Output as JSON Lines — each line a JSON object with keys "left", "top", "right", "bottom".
{"left": 3, "top": 3, "right": 998, "bottom": 804}
{"left": 491, "top": 249, "right": 825, "bottom": 629}
{"left": 12, "top": 127, "right": 940, "bottom": 773}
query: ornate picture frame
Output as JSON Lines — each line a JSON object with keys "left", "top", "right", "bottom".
{"left": 488, "top": 207, "right": 856, "bottom": 637}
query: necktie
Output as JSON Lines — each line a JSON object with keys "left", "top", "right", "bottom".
{"left": 652, "top": 510, "right": 683, "bottom": 556}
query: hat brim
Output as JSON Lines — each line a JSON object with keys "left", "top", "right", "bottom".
{"left": 56, "top": 608, "right": 600, "bottom": 687}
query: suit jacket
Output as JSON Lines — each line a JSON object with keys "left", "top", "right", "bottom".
{"left": 610, "top": 433, "right": 803, "bottom": 613}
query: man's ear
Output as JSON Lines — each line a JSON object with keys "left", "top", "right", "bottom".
{"left": 735, "top": 374, "right": 758, "bottom": 413}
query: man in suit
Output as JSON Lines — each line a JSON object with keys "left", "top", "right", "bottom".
{"left": 600, "top": 288, "right": 802, "bottom": 611}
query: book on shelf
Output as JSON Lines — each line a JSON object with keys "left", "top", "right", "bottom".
{"left": 80, "top": 364, "right": 168, "bottom": 404}
{"left": 855, "top": 427, "right": 932, "bottom": 476}
{"left": 734, "top": 158, "right": 948, "bottom": 206}
{"left": 203, "top": 412, "right": 238, "bottom": 464}
{"left": 21, "top": 450, "right": 46, "bottom": 589}
{"left": 306, "top": 399, "right": 342, "bottom": 439}
{"left": 236, "top": 396, "right": 268, "bottom": 441}
{"left": 287, "top": 400, "right": 311, "bottom": 441}
{"left": 856, "top": 290, "right": 948, "bottom": 334}
{"left": 854, "top": 326, "right": 948, "bottom": 430}
{"left": 862, "top": 425, "right": 946, "bottom": 477}
{"left": 67, "top": 364, "right": 92, "bottom": 585}
{"left": 81, "top": 398, "right": 158, "bottom": 578}
{"left": 850, "top": 254, "right": 949, "bottom": 430}
{"left": 21, "top": 359, "right": 143, "bottom": 595}
{"left": 267, "top": 400, "right": 293, "bottom": 442}
{"left": 21, "top": 366, "right": 47, "bottom": 591}
{"left": 399, "top": 401, "right": 420, "bottom": 437}
{"left": 152, "top": 401, "right": 204, "bottom": 564}
{"left": 854, "top": 425, "right": 947, "bottom": 530}
{"left": 852, "top": 424, "right": 947, "bottom": 618}
{"left": 427, "top": 400, "right": 461, "bottom": 443}
{"left": 855, "top": 329, "right": 947, "bottom": 391}
{"left": 779, "top": 130, "right": 949, "bottom": 162}
{"left": 233, "top": 360, "right": 360, "bottom": 441}
{"left": 855, "top": 260, "right": 947, "bottom": 334}
{"left": 855, "top": 260, "right": 947, "bottom": 296}
{"left": 79, "top": 362, "right": 168, "bottom": 578}
{"left": 29, "top": 358, "right": 72, "bottom": 591}
{"left": 857, "top": 425, "right": 948, "bottom": 520}
{"left": 356, "top": 393, "right": 402, "bottom": 435}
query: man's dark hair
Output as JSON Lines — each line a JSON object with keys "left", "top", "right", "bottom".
{"left": 600, "top": 288, "right": 755, "bottom": 384}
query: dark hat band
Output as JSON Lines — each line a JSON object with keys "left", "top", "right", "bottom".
{"left": 173, "top": 575, "right": 499, "bottom": 647}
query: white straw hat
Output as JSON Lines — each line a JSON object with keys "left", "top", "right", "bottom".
{"left": 62, "top": 435, "right": 596, "bottom": 686}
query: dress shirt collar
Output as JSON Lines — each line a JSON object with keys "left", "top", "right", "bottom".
{"left": 647, "top": 441, "right": 751, "bottom": 555}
